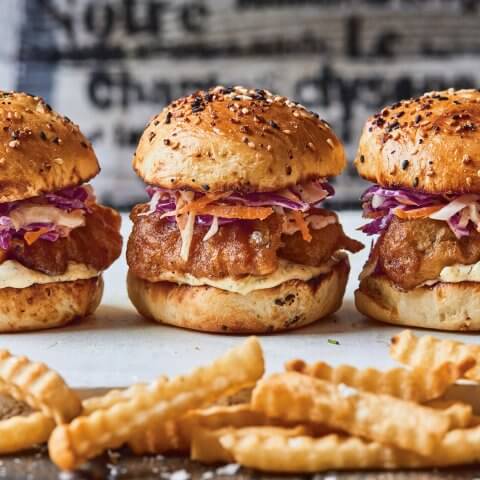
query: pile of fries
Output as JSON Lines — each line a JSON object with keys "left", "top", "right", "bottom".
{"left": 2, "top": 331, "right": 480, "bottom": 473}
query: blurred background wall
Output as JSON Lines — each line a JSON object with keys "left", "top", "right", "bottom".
{"left": 0, "top": 0, "right": 479, "bottom": 208}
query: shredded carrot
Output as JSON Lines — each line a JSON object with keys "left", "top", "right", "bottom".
{"left": 292, "top": 211, "right": 312, "bottom": 242}
{"left": 24, "top": 227, "right": 50, "bottom": 246}
{"left": 196, "top": 204, "right": 274, "bottom": 220}
{"left": 176, "top": 192, "right": 230, "bottom": 215}
{"left": 393, "top": 205, "right": 443, "bottom": 220}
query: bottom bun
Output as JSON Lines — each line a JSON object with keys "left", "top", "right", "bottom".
{"left": 127, "top": 259, "right": 350, "bottom": 333}
{"left": 0, "top": 277, "right": 103, "bottom": 332}
{"left": 356, "top": 275, "right": 480, "bottom": 331}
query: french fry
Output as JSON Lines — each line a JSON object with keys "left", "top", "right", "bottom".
{"left": 48, "top": 337, "right": 264, "bottom": 470}
{"left": 193, "top": 426, "right": 310, "bottom": 465}
{"left": 0, "top": 411, "right": 55, "bottom": 454}
{"left": 286, "top": 358, "right": 474, "bottom": 402}
{"left": 218, "top": 425, "right": 480, "bottom": 472}
{"left": 252, "top": 372, "right": 452, "bottom": 455}
{"left": 218, "top": 428, "right": 425, "bottom": 472}
{"left": 390, "top": 330, "right": 480, "bottom": 380}
{"left": 0, "top": 350, "right": 81, "bottom": 424}
{"left": 425, "top": 400, "right": 473, "bottom": 429}
{"left": 128, "top": 404, "right": 269, "bottom": 455}
{"left": 81, "top": 377, "right": 168, "bottom": 415}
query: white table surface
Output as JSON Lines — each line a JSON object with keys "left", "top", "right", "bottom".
{"left": 0, "top": 211, "right": 479, "bottom": 388}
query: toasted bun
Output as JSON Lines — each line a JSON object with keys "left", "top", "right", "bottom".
{"left": 133, "top": 86, "right": 345, "bottom": 192}
{"left": 355, "top": 274, "right": 480, "bottom": 331}
{"left": 0, "top": 91, "right": 99, "bottom": 203}
{"left": 0, "top": 277, "right": 103, "bottom": 332}
{"left": 127, "top": 259, "right": 349, "bottom": 333}
{"left": 355, "top": 89, "right": 480, "bottom": 193}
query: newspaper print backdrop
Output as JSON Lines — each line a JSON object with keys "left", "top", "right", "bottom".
{"left": 0, "top": 0, "right": 479, "bottom": 208}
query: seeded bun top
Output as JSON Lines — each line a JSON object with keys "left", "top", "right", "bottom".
{"left": 355, "top": 89, "right": 480, "bottom": 193}
{"left": 0, "top": 91, "right": 99, "bottom": 203}
{"left": 133, "top": 86, "right": 345, "bottom": 193}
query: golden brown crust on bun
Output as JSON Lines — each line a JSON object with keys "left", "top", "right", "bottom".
{"left": 0, "top": 91, "right": 99, "bottom": 203}
{"left": 133, "top": 86, "right": 345, "bottom": 193}
{"left": 355, "top": 274, "right": 480, "bottom": 331}
{"left": 127, "top": 259, "right": 349, "bottom": 333}
{"left": 355, "top": 89, "right": 480, "bottom": 193}
{"left": 0, "top": 276, "right": 103, "bottom": 332}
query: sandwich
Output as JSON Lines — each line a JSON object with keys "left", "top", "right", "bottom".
{"left": 355, "top": 88, "right": 480, "bottom": 330}
{"left": 0, "top": 91, "right": 122, "bottom": 331}
{"left": 127, "top": 85, "right": 363, "bottom": 333}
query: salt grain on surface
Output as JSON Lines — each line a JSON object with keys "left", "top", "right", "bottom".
{"left": 216, "top": 463, "right": 241, "bottom": 475}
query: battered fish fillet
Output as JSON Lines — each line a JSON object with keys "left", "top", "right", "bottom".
{"left": 127, "top": 207, "right": 283, "bottom": 280}
{"left": 279, "top": 212, "right": 363, "bottom": 266}
{"left": 374, "top": 216, "right": 480, "bottom": 290}
{"left": 127, "top": 205, "right": 363, "bottom": 281}
{"left": 8, "top": 204, "right": 122, "bottom": 276}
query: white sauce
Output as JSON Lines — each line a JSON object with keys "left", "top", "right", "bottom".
{"left": 154, "top": 255, "right": 345, "bottom": 296}
{"left": 437, "top": 261, "right": 480, "bottom": 283}
{"left": 0, "top": 260, "right": 99, "bottom": 289}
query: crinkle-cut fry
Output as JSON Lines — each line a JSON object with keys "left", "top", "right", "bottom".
{"left": 425, "top": 400, "right": 473, "bottom": 429}
{"left": 128, "top": 419, "right": 181, "bottom": 455}
{"left": 48, "top": 337, "right": 264, "bottom": 470}
{"left": 390, "top": 330, "right": 480, "bottom": 380}
{"left": 0, "top": 412, "right": 55, "bottom": 454}
{"left": 252, "top": 372, "right": 451, "bottom": 456}
{"left": 190, "top": 427, "right": 236, "bottom": 464}
{"left": 129, "top": 403, "right": 269, "bottom": 455}
{"left": 218, "top": 428, "right": 425, "bottom": 472}
{"left": 286, "top": 358, "right": 475, "bottom": 403}
{"left": 220, "top": 424, "right": 480, "bottom": 472}
{"left": 81, "top": 377, "right": 168, "bottom": 415}
{"left": 0, "top": 350, "right": 80, "bottom": 424}
{"left": 193, "top": 426, "right": 310, "bottom": 465}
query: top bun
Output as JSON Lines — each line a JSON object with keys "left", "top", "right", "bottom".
{"left": 355, "top": 89, "right": 480, "bottom": 193}
{"left": 133, "top": 86, "right": 345, "bottom": 192}
{"left": 0, "top": 91, "right": 99, "bottom": 203}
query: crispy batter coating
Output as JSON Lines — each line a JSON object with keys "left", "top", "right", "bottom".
{"left": 8, "top": 204, "right": 122, "bottom": 276}
{"left": 127, "top": 205, "right": 362, "bottom": 280}
{"left": 127, "top": 205, "right": 283, "bottom": 280}
{"left": 375, "top": 216, "right": 480, "bottom": 290}
{"left": 279, "top": 210, "right": 363, "bottom": 266}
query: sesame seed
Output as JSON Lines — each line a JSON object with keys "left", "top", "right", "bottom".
{"left": 307, "top": 142, "right": 315, "bottom": 151}
{"left": 283, "top": 129, "right": 291, "bottom": 135}
{"left": 241, "top": 108, "right": 250, "bottom": 115}
{"left": 53, "top": 157, "right": 63, "bottom": 165}
{"left": 8, "top": 140, "right": 19, "bottom": 148}
{"left": 212, "top": 127, "right": 221, "bottom": 135}
{"left": 266, "top": 145, "right": 272, "bottom": 151}
{"left": 326, "top": 138, "right": 335, "bottom": 149}
{"left": 247, "top": 141, "right": 256, "bottom": 149}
